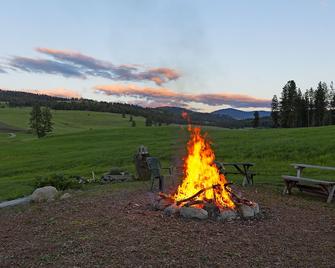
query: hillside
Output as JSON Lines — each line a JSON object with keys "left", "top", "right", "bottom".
{"left": 1, "top": 107, "right": 335, "bottom": 201}
{"left": 212, "top": 108, "right": 271, "bottom": 120}
{"left": 0, "top": 107, "right": 145, "bottom": 135}
{"left": 0, "top": 89, "right": 266, "bottom": 128}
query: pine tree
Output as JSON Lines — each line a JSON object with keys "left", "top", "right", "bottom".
{"left": 131, "top": 120, "right": 136, "bottom": 127}
{"left": 314, "top": 82, "right": 328, "bottom": 126}
{"left": 295, "top": 89, "right": 308, "bottom": 127}
{"left": 29, "top": 105, "right": 45, "bottom": 138}
{"left": 129, "top": 115, "right": 133, "bottom": 122}
{"left": 280, "top": 80, "right": 297, "bottom": 128}
{"left": 271, "top": 95, "right": 280, "bottom": 127}
{"left": 306, "top": 88, "right": 315, "bottom": 127}
{"left": 329, "top": 81, "right": 335, "bottom": 125}
{"left": 253, "top": 111, "right": 259, "bottom": 128}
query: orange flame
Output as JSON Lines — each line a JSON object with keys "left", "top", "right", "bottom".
{"left": 173, "top": 126, "right": 235, "bottom": 209}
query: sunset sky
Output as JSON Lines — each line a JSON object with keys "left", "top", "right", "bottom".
{"left": 1, "top": 0, "right": 334, "bottom": 112}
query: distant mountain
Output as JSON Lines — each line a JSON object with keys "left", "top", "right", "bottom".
{"left": 157, "top": 106, "right": 230, "bottom": 119}
{"left": 212, "top": 108, "right": 271, "bottom": 120}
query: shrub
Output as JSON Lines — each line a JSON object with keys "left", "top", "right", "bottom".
{"left": 34, "top": 173, "right": 82, "bottom": 191}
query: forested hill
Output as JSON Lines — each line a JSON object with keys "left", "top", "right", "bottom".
{"left": 0, "top": 89, "right": 263, "bottom": 128}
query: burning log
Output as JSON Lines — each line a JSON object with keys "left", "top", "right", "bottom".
{"left": 175, "top": 185, "right": 219, "bottom": 206}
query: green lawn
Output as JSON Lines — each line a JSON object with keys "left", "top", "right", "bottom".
{"left": 1, "top": 107, "right": 335, "bottom": 201}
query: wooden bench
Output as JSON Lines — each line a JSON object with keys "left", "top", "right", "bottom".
{"left": 282, "top": 164, "right": 335, "bottom": 203}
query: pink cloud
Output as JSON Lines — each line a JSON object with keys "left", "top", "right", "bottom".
{"left": 94, "top": 84, "right": 270, "bottom": 108}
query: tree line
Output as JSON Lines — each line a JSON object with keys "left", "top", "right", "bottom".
{"left": 0, "top": 89, "right": 265, "bottom": 128}
{"left": 271, "top": 80, "right": 335, "bottom": 128}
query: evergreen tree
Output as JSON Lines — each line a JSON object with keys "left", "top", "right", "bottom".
{"left": 29, "top": 105, "right": 45, "bottom": 138}
{"left": 122, "top": 113, "right": 126, "bottom": 118}
{"left": 131, "top": 120, "right": 136, "bottom": 127}
{"left": 271, "top": 95, "right": 280, "bottom": 127}
{"left": 314, "top": 82, "right": 328, "bottom": 126}
{"left": 295, "top": 89, "right": 308, "bottom": 127}
{"left": 42, "top": 107, "right": 53, "bottom": 133}
{"left": 253, "top": 111, "right": 259, "bottom": 128}
{"left": 280, "top": 80, "right": 297, "bottom": 128}
{"left": 129, "top": 115, "right": 133, "bottom": 122}
{"left": 329, "top": 81, "right": 335, "bottom": 125}
{"left": 306, "top": 88, "right": 315, "bottom": 127}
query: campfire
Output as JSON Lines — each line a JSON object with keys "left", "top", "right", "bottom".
{"left": 155, "top": 116, "right": 260, "bottom": 220}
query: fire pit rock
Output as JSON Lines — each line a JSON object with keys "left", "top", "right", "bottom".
{"left": 180, "top": 207, "right": 208, "bottom": 220}
{"left": 164, "top": 204, "right": 180, "bottom": 216}
{"left": 154, "top": 198, "right": 172, "bottom": 211}
{"left": 217, "top": 209, "right": 238, "bottom": 221}
{"left": 238, "top": 203, "right": 260, "bottom": 218}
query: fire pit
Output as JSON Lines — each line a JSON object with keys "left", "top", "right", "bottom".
{"left": 153, "top": 118, "right": 260, "bottom": 221}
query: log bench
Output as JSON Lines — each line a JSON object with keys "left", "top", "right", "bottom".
{"left": 282, "top": 164, "right": 335, "bottom": 203}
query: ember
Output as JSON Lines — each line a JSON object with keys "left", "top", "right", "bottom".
{"left": 156, "top": 114, "right": 260, "bottom": 220}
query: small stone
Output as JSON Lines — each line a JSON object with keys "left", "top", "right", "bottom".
{"left": 164, "top": 204, "right": 180, "bottom": 216}
{"left": 238, "top": 204, "right": 255, "bottom": 218}
{"left": 217, "top": 209, "right": 237, "bottom": 221}
{"left": 60, "top": 193, "right": 71, "bottom": 200}
{"left": 154, "top": 198, "right": 172, "bottom": 210}
{"left": 31, "top": 186, "right": 58, "bottom": 203}
{"left": 180, "top": 207, "right": 208, "bottom": 220}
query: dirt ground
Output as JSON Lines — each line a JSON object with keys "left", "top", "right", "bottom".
{"left": 0, "top": 183, "right": 334, "bottom": 268}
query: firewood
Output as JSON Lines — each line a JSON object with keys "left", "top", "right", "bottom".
{"left": 176, "top": 185, "right": 219, "bottom": 206}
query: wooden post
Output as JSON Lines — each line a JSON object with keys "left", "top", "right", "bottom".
{"left": 296, "top": 167, "right": 304, "bottom": 177}
{"left": 327, "top": 186, "right": 335, "bottom": 203}
{"left": 242, "top": 176, "right": 247, "bottom": 187}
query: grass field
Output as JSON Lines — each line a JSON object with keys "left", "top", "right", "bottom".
{"left": 1, "top": 107, "right": 335, "bottom": 201}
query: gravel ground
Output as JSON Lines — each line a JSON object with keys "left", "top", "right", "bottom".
{"left": 0, "top": 184, "right": 334, "bottom": 268}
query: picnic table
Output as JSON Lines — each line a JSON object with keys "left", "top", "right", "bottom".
{"left": 215, "top": 162, "right": 256, "bottom": 186}
{"left": 282, "top": 163, "right": 335, "bottom": 203}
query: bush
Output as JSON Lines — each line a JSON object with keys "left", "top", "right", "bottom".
{"left": 34, "top": 173, "right": 82, "bottom": 191}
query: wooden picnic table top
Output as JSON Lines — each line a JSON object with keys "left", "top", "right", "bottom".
{"left": 292, "top": 163, "right": 335, "bottom": 171}
{"left": 222, "top": 162, "right": 255, "bottom": 167}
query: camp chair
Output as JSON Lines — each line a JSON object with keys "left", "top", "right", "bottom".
{"left": 146, "top": 157, "right": 164, "bottom": 192}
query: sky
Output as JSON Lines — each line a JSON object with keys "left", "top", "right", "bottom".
{"left": 0, "top": 0, "right": 334, "bottom": 112}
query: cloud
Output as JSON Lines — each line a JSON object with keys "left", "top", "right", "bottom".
{"left": 26, "top": 88, "right": 81, "bottom": 99}
{"left": 7, "top": 48, "right": 180, "bottom": 85}
{"left": 0, "top": 67, "right": 6, "bottom": 73}
{"left": 94, "top": 84, "right": 270, "bottom": 108}
{"left": 10, "top": 56, "right": 84, "bottom": 78}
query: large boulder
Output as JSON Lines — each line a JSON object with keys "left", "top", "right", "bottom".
{"left": 31, "top": 186, "right": 58, "bottom": 203}
{"left": 180, "top": 207, "right": 208, "bottom": 220}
